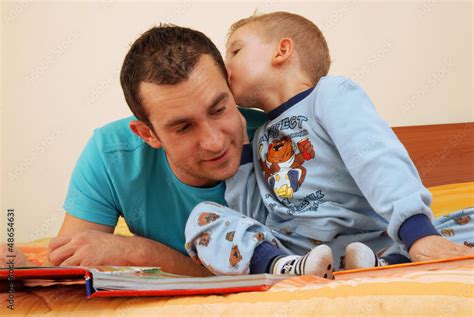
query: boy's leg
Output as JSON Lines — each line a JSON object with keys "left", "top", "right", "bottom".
{"left": 185, "top": 201, "right": 333, "bottom": 277}
{"left": 344, "top": 242, "right": 410, "bottom": 269}
{"left": 432, "top": 208, "right": 474, "bottom": 247}
{"left": 185, "top": 201, "right": 283, "bottom": 275}
{"left": 269, "top": 245, "right": 334, "bottom": 277}
{"left": 345, "top": 208, "right": 474, "bottom": 269}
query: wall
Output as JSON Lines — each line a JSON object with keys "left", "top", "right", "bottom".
{"left": 1, "top": 1, "right": 472, "bottom": 242}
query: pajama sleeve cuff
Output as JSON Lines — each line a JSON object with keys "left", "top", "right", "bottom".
{"left": 240, "top": 143, "right": 253, "bottom": 165}
{"left": 398, "top": 214, "right": 441, "bottom": 251}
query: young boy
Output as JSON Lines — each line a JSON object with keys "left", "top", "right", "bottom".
{"left": 185, "top": 12, "right": 473, "bottom": 277}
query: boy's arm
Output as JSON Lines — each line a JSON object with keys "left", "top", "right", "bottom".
{"left": 314, "top": 77, "right": 472, "bottom": 260}
{"left": 225, "top": 116, "right": 268, "bottom": 224}
{"left": 224, "top": 145, "right": 268, "bottom": 224}
{"left": 48, "top": 213, "right": 211, "bottom": 276}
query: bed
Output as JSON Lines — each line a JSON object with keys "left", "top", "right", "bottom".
{"left": 1, "top": 122, "right": 473, "bottom": 316}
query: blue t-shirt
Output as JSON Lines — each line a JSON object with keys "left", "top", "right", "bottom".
{"left": 64, "top": 108, "right": 266, "bottom": 254}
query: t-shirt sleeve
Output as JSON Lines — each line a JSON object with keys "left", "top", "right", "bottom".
{"left": 313, "top": 77, "right": 436, "bottom": 245}
{"left": 238, "top": 107, "right": 267, "bottom": 141}
{"left": 63, "top": 132, "right": 120, "bottom": 227}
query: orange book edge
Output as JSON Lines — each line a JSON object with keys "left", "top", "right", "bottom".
{"left": 333, "top": 255, "right": 474, "bottom": 279}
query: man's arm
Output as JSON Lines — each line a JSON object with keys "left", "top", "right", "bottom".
{"left": 48, "top": 213, "right": 212, "bottom": 277}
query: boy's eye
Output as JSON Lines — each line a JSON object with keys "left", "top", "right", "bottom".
{"left": 232, "top": 48, "right": 240, "bottom": 55}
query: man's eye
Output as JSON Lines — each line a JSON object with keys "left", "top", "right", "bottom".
{"left": 214, "top": 107, "right": 225, "bottom": 115}
{"left": 177, "top": 124, "right": 191, "bottom": 133}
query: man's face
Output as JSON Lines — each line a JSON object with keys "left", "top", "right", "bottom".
{"left": 225, "top": 23, "right": 276, "bottom": 108}
{"left": 138, "top": 55, "right": 244, "bottom": 187}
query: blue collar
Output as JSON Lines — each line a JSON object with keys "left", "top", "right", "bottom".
{"left": 267, "top": 86, "right": 315, "bottom": 120}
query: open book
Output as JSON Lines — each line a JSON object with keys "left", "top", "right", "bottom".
{"left": 0, "top": 266, "right": 289, "bottom": 298}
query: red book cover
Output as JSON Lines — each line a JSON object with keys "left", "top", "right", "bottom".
{"left": 0, "top": 266, "right": 287, "bottom": 298}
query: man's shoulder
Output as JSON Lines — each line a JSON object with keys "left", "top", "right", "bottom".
{"left": 92, "top": 116, "right": 146, "bottom": 154}
{"left": 238, "top": 107, "right": 267, "bottom": 140}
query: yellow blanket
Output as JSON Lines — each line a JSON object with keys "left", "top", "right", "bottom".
{"left": 1, "top": 182, "right": 473, "bottom": 316}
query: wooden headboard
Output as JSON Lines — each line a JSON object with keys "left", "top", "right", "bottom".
{"left": 393, "top": 122, "right": 474, "bottom": 187}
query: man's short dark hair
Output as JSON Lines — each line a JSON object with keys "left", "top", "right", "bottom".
{"left": 120, "top": 24, "right": 228, "bottom": 127}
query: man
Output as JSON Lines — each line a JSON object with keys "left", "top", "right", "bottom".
{"left": 45, "top": 25, "right": 265, "bottom": 276}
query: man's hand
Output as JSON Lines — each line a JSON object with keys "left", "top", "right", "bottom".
{"left": 48, "top": 230, "right": 134, "bottom": 266}
{"left": 408, "top": 235, "right": 474, "bottom": 262}
{"left": 48, "top": 230, "right": 212, "bottom": 276}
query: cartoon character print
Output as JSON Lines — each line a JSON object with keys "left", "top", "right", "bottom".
{"left": 259, "top": 136, "right": 315, "bottom": 200}
{"left": 198, "top": 231, "right": 211, "bottom": 246}
{"left": 225, "top": 231, "right": 235, "bottom": 242}
{"left": 376, "top": 247, "right": 389, "bottom": 258}
{"left": 339, "top": 255, "right": 345, "bottom": 270}
{"left": 229, "top": 245, "right": 243, "bottom": 267}
{"left": 197, "top": 212, "right": 220, "bottom": 226}
{"left": 308, "top": 238, "right": 323, "bottom": 245}
{"left": 185, "top": 241, "right": 193, "bottom": 251}
{"left": 254, "top": 232, "right": 265, "bottom": 242}
{"left": 191, "top": 255, "right": 202, "bottom": 266}
{"left": 454, "top": 215, "right": 471, "bottom": 225}
{"left": 441, "top": 228, "right": 455, "bottom": 237}
{"left": 271, "top": 238, "right": 279, "bottom": 247}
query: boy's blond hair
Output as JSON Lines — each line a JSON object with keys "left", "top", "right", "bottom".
{"left": 229, "top": 11, "right": 331, "bottom": 86}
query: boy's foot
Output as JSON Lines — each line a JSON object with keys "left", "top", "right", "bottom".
{"left": 270, "top": 245, "right": 333, "bottom": 279}
{"left": 344, "top": 242, "right": 388, "bottom": 270}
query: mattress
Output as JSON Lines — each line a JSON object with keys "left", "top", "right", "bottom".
{"left": 1, "top": 182, "right": 473, "bottom": 316}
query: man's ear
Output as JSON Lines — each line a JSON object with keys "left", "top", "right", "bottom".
{"left": 272, "top": 38, "right": 294, "bottom": 66}
{"left": 129, "top": 120, "right": 162, "bottom": 149}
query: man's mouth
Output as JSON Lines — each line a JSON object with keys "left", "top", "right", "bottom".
{"left": 205, "top": 149, "right": 229, "bottom": 164}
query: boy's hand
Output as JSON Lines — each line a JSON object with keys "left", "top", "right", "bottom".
{"left": 408, "top": 235, "right": 474, "bottom": 262}
{"left": 240, "top": 113, "right": 249, "bottom": 145}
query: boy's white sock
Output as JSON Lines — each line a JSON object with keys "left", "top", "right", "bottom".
{"left": 270, "top": 245, "right": 333, "bottom": 279}
{"left": 344, "top": 242, "right": 388, "bottom": 270}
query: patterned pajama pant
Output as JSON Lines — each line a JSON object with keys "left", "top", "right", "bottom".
{"left": 185, "top": 202, "right": 474, "bottom": 275}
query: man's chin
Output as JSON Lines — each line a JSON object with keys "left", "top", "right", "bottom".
{"left": 209, "top": 161, "right": 240, "bottom": 182}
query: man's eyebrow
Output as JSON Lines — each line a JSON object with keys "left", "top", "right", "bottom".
{"left": 208, "top": 92, "right": 229, "bottom": 110}
{"left": 164, "top": 92, "right": 229, "bottom": 128}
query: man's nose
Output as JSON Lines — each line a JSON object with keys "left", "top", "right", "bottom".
{"left": 199, "top": 122, "right": 225, "bottom": 152}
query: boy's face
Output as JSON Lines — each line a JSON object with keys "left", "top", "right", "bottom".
{"left": 225, "top": 23, "right": 276, "bottom": 108}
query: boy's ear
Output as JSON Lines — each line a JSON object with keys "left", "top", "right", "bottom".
{"left": 272, "top": 38, "right": 294, "bottom": 66}
{"left": 129, "top": 120, "right": 162, "bottom": 149}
